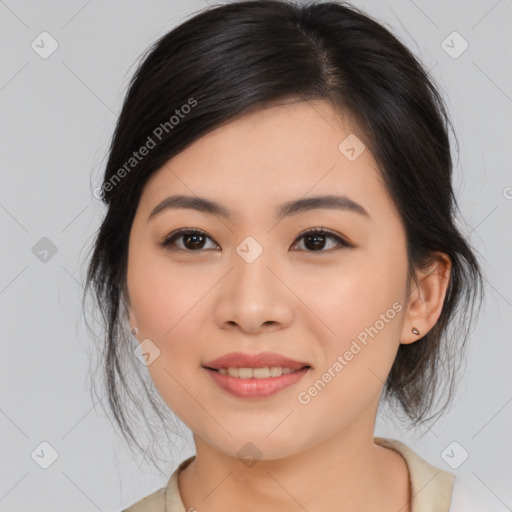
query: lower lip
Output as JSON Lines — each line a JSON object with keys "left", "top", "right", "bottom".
{"left": 204, "top": 367, "right": 310, "bottom": 398}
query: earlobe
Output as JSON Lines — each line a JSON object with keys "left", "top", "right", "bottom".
{"left": 127, "top": 307, "right": 138, "bottom": 335}
{"left": 123, "top": 288, "right": 138, "bottom": 335}
{"left": 400, "top": 252, "right": 451, "bottom": 345}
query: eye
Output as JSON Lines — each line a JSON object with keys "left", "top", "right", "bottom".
{"left": 160, "top": 228, "right": 218, "bottom": 251}
{"left": 160, "top": 227, "right": 352, "bottom": 252}
{"left": 291, "top": 228, "right": 352, "bottom": 252}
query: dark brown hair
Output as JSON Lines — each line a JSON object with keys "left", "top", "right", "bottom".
{"left": 83, "top": 0, "right": 484, "bottom": 470}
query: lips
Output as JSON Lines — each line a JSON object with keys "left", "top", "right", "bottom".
{"left": 205, "top": 366, "right": 310, "bottom": 398}
{"left": 203, "top": 351, "right": 311, "bottom": 371}
{"left": 202, "top": 351, "right": 312, "bottom": 398}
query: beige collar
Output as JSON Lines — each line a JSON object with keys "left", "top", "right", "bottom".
{"left": 373, "top": 437, "right": 454, "bottom": 512}
{"left": 123, "top": 437, "right": 455, "bottom": 511}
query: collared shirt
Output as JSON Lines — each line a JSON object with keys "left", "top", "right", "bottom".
{"left": 122, "top": 437, "right": 461, "bottom": 512}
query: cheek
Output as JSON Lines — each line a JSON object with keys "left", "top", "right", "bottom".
{"left": 127, "top": 248, "right": 213, "bottom": 424}
{"left": 293, "top": 247, "right": 406, "bottom": 344}
{"left": 127, "top": 243, "right": 210, "bottom": 338}
{"left": 295, "top": 248, "right": 406, "bottom": 403}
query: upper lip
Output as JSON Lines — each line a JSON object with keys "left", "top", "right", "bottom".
{"left": 203, "top": 351, "right": 311, "bottom": 370}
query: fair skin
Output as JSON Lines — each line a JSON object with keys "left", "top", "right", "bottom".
{"left": 125, "top": 99, "right": 451, "bottom": 511}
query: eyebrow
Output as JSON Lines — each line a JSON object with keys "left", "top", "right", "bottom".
{"left": 148, "top": 194, "right": 370, "bottom": 222}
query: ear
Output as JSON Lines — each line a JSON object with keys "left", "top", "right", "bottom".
{"left": 127, "top": 305, "right": 137, "bottom": 330}
{"left": 400, "top": 252, "right": 451, "bottom": 345}
{"left": 122, "top": 284, "right": 138, "bottom": 331}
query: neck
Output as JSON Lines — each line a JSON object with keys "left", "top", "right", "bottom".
{"left": 178, "top": 409, "right": 410, "bottom": 512}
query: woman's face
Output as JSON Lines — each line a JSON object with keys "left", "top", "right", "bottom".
{"left": 126, "top": 99, "right": 412, "bottom": 460}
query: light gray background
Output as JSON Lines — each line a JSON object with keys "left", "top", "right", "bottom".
{"left": 1, "top": 0, "right": 511, "bottom": 510}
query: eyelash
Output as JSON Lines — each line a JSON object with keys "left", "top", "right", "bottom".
{"left": 160, "top": 227, "right": 352, "bottom": 253}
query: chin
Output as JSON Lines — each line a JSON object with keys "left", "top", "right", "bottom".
{"left": 205, "top": 430, "right": 310, "bottom": 463}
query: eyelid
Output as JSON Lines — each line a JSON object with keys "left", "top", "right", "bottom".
{"left": 294, "top": 226, "right": 353, "bottom": 248}
{"left": 162, "top": 228, "right": 219, "bottom": 250}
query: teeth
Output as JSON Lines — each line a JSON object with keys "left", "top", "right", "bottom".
{"left": 269, "top": 366, "right": 282, "bottom": 377}
{"left": 227, "top": 367, "right": 239, "bottom": 377}
{"left": 254, "top": 367, "right": 270, "bottom": 378}
{"left": 217, "top": 367, "right": 300, "bottom": 378}
{"left": 239, "top": 367, "right": 254, "bottom": 379}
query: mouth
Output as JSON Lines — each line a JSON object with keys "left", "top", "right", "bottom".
{"left": 202, "top": 351, "right": 312, "bottom": 398}
{"left": 203, "top": 365, "right": 311, "bottom": 398}
{"left": 203, "top": 365, "right": 311, "bottom": 378}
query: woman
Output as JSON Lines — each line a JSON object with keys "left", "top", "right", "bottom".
{"left": 84, "top": 1, "right": 485, "bottom": 510}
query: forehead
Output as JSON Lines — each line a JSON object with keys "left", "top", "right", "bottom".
{"left": 138, "top": 100, "right": 392, "bottom": 222}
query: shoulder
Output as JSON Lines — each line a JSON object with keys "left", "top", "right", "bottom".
{"left": 374, "top": 437, "right": 454, "bottom": 510}
{"left": 121, "top": 486, "right": 166, "bottom": 512}
{"left": 374, "top": 438, "right": 507, "bottom": 512}
{"left": 120, "top": 455, "right": 195, "bottom": 512}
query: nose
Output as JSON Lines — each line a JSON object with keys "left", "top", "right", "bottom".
{"left": 213, "top": 243, "right": 294, "bottom": 335}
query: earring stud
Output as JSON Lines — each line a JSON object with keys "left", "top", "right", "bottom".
{"left": 411, "top": 327, "right": 420, "bottom": 336}
{"left": 131, "top": 327, "right": 139, "bottom": 336}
